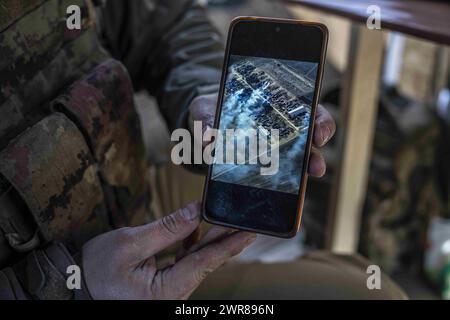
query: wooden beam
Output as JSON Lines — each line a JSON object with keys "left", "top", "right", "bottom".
{"left": 327, "top": 25, "right": 385, "bottom": 253}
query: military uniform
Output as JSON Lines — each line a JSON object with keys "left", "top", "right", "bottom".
{"left": 0, "top": 0, "right": 409, "bottom": 301}
{"left": 0, "top": 0, "right": 222, "bottom": 299}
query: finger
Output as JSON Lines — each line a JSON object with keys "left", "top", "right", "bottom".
{"left": 313, "top": 104, "right": 336, "bottom": 147}
{"left": 193, "top": 226, "right": 236, "bottom": 250}
{"left": 126, "top": 202, "right": 202, "bottom": 262}
{"left": 177, "top": 228, "right": 201, "bottom": 263}
{"left": 189, "top": 94, "right": 218, "bottom": 134}
{"left": 308, "top": 148, "right": 326, "bottom": 177}
{"left": 177, "top": 226, "right": 235, "bottom": 261}
{"left": 156, "top": 231, "right": 257, "bottom": 299}
{"left": 182, "top": 226, "right": 202, "bottom": 252}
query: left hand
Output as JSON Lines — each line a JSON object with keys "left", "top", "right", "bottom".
{"left": 82, "top": 202, "right": 256, "bottom": 300}
{"left": 188, "top": 93, "right": 336, "bottom": 178}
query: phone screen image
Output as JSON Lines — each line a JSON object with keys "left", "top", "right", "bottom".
{"left": 203, "top": 19, "right": 327, "bottom": 237}
{"left": 212, "top": 55, "right": 318, "bottom": 194}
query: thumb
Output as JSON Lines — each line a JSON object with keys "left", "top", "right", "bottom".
{"left": 126, "top": 202, "right": 202, "bottom": 263}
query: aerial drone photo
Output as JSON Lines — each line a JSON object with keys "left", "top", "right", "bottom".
{"left": 211, "top": 55, "right": 319, "bottom": 195}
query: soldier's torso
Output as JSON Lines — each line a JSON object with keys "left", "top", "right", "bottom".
{"left": 0, "top": 0, "right": 149, "bottom": 267}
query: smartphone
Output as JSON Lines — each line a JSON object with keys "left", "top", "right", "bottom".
{"left": 202, "top": 17, "right": 328, "bottom": 238}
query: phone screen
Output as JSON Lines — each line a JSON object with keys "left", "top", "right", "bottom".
{"left": 203, "top": 19, "right": 327, "bottom": 237}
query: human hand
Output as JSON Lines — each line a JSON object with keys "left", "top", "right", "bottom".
{"left": 82, "top": 202, "right": 256, "bottom": 300}
{"left": 309, "top": 103, "right": 336, "bottom": 177}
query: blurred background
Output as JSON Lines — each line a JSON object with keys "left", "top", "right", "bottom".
{"left": 138, "top": 0, "right": 450, "bottom": 300}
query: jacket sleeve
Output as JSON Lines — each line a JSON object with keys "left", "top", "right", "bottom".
{"left": 99, "top": 0, "right": 223, "bottom": 131}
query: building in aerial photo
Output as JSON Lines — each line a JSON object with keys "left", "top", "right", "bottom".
{"left": 212, "top": 55, "right": 319, "bottom": 194}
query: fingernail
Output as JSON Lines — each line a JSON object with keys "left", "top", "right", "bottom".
{"left": 203, "top": 124, "right": 213, "bottom": 133}
{"left": 320, "top": 122, "right": 331, "bottom": 144}
{"left": 245, "top": 233, "right": 257, "bottom": 245}
{"left": 180, "top": 204, "right": 200, "bottom": 221}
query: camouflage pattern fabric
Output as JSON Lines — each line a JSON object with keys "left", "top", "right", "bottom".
{"left": 0, "top": 0, "right": 113, "bottom": 254}
{"left": 52, "top": 59, "right": 150, "bottom": 228}
{"left": 0, "top": 0, "right": 46, "bottom": 32}
{"left": 361, "top": 114, "right": 450, "bottom": 275}
{"left": 0, "top": 0, "right": 223, "bottom": 299}
{"left": 0, "top": 113, "right": 110, "bottom": 248}
{"left": 0, "top": 0, "right": 108, "bottom": 149}
{"left": 0, "top": 0, "right": 151, "bottom": 251}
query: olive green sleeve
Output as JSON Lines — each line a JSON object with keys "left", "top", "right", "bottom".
{"left": 99, "top": 0, "right": 223, "bottom": 131}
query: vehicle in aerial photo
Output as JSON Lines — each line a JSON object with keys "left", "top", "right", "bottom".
{"left": 211, "top": 55, "right": 319, "bottom": 194}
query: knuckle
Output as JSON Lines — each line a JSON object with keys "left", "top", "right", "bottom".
{"left": 159, "top": 214, "right": 181, "bottom": 237}
{"left": 192, "top": 94, "right": 216, "bottom": 107}
{"left": 192, "top": 95, "right": 208, "bottom": 107}
{"left": 329, "top": 119, "right": 337, "bottom": 135}
{"left": 324, "top": 114, "right": 336, "bottom": 132}
{"left": 193, "top": 251, "right": 213, "bottom": 268}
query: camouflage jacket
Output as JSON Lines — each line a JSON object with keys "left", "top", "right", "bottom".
{"left": 0, "top": 0, "right": 222, "bottom": 299}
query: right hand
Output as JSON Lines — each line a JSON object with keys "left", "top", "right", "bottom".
{"left": 82, "top": 202, "right": 256, "bottom": 300}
